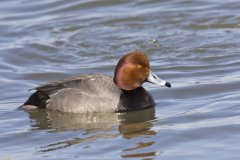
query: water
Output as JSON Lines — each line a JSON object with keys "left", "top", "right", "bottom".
{"left": 1, "top": 0, "right": 240, "bottom": 159}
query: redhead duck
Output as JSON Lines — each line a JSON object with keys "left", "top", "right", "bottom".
{"left": 22, "top": 51, "right": 171, "bottom": 113}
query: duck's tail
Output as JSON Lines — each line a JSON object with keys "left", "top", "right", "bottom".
{"left": 22, "top": 91, "right": 49, "bottom": 109}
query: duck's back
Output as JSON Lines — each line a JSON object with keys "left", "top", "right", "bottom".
{"left": 24, "top": 74, "right": 122, "bottom": 113}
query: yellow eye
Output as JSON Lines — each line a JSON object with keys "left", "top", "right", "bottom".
{"left": 137, "top": 65, "right": 142, "bottom": 68}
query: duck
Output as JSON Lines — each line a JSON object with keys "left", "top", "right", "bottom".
{"left": 22, "top": 51, "right": 171, "bottom": 113}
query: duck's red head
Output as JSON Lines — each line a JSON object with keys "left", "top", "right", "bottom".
{"left": 114, "top": 51, "right": 171, "bottom": 90}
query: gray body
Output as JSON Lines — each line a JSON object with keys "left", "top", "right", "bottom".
{"left": 23, "top": 74, "right": 155, "bottom": 113}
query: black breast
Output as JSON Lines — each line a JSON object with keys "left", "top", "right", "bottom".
{"left": 117, "top": 87, "right": 155, "bottom": 112}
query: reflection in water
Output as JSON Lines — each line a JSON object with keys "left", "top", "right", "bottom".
{"left": 40, "top": 134, "right": 119, "bottom": 152}
{"left": 25, "top": 108, "right": 157, "bottom": 153}
{"left": 122, "top": 142, "right": 158, "bottom": 159}
{"left": 26, "top": 107, "right": 156, "bottom": 131}
{"left": 122, "top": 151, "right": 158, "bottom": 159}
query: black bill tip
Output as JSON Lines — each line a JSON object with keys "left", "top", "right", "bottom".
{"left": 165, "top": 82, "right": 171, "bottom": 88}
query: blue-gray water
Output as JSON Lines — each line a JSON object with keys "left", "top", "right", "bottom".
{"left": 1, "top": 0, "right": 240, "bottom": 159}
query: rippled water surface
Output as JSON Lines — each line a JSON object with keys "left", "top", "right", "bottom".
{"left": 1, "top": 0, "right": 240, "bottom": 159}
